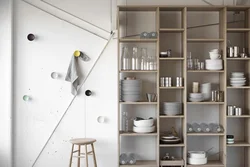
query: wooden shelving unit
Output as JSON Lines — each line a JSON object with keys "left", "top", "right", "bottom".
{"left": 118, "top": 5, "right": 250, "bottom": 167}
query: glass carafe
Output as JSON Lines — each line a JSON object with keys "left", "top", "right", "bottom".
{"left": 200, "top": 123, "right": 210, "bottom": 132}
{"left": 120, "top": 153, "right": 128, "bottom": 165}
{"left": 121, "top": 47, "right": 131, "bottom": 70}
{"left": 187, "top": 123, "right": 193, "bottom": 133}
{"left": 141, "top": 48, "right": 148, "bottom": 70}
{"left": 128, "top": 153, "right": 136, "bottom": 165}
{"left": 192, "top": 123, "right": 201, "bottom": 132}
{"left": 131, "top": 47, "right": 140, "bottom": 70}
{"left": 187, "top": 52, "right": 193, "bottom": 70}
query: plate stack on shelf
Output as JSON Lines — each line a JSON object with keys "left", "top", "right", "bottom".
{"left": 121, "top": 79, "right": 142, "bottom": 102}
{"left": 230, "top": 72, "right": 246, "bottom": 87}
{"left": 160, "top": 135, "right": 181, "bottom": 144}
{"left": 133, "top": 118, "right": 155, "bottom": 133}
{"left": 189, "top": 93, "right": 204, "bottom": 102}
{"left": 161, "top": 102, "right": 182, "bottom": 116}
{"left": 205, "top": 59, "right": 223, "bottom": 70}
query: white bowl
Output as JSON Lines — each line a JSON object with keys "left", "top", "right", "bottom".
{"left": 210, "top": 49, "right": 220, "bottom": 53}
{"left": 188, "top": 151, "right": 206, "bottom": 158}
{"left": 189, "top": 97, "right": 203, "bottom": 102}
{"left": 188, "top": 157, "right": 207, "bottom": 165}
{"left": 190, "top": 93, "right": 203, "bottom": 98}
{"left": 230, "top": 80, "right": 246, "bottom": 84}
{"left": 163, "top": 109, "right": 182, "bottom": 116}
{"left": 230, "top": 78, "right": 246, "bottom": 81}
{"left": 133, "top": 126, "right": 155, "bottom": 133}
{"left": 134, "top": 119, "right": 154, "bottom": 127}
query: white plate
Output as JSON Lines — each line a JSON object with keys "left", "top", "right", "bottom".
{"left": 189, "top": 98, "right": 203, "bottom": 102}
{"left": 230, "top": 81, "right": 246, "bottom": 84}
{"left": 230, "top": 78, "right": 246, "bottom": 81}
{"left": 230, "top": 84, "right": 246, "bottom": 87}
{"left": 133, "top": 126, "right": 155, "bottom": 133}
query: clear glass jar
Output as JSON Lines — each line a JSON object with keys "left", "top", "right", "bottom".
{"left": 192, "top": 123, "right": 201, "bottom": 132}
{"left": 122, "top": 111, "right": 129, "bottom": 132}
{"left": 121, "top": 47, "right": 131, "bottom": 70}
{"left": 200, "top": 123, "right": 210, "bottom": 132}
{"left": 131, "top": 47, "right": 140, "bottom": 70}
{"left": 187, "top": 52, "right": 193, "bottom": 70}
{"left": 141, "top": 48, "right": 147, "bottom": 70}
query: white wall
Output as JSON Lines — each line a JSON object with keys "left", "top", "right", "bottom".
{"left": 0, "top": 0, "right": 13, "bottom": 167}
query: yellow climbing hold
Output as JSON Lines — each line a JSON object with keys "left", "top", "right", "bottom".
{"left": 74, "top": 50, "right": 81, "bottom": 57}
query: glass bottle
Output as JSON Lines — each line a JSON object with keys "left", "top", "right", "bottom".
{"left": 128, "top": 153, "right": 136, "bottom": 165}
{"left": 131, "top": 47, "right": 140, "bottom": 70}
{"left": 121, "top": 47, "right": 131, "bottom": 70}
{"left": 187, "top": 123, "right": 193, "bottom": 133}
{"left": 200, "top": 123, "right": 210, "bottom": 132}
{"left": 122, "top": 111, "right": 129, "bottom": 132}
{"left": 141, "top": 48, "right": 148, "bottom": 70}
{"left": 187, "top": 52, "right": 193, "bottom": 70}
{"left": 209, "top": 123, "right": 223, "bottom": 133}
{"left": 120, "top": 153, "right": 128, "bottom": 165}
{"left": 192, "top": 123, "right": 201, "bottom": 132}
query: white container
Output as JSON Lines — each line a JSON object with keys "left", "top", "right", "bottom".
{"left": 188, "top": 151, "right": 206, "bottom": 158}
{"left": 188, "top": 157, "right": 207, "bottom": 165}
{"left": 133, "top": 119, "right": 154, "bottom": 127}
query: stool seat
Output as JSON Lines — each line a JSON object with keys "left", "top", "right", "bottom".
{"left": 70, "top": 138, "right": 96, "bottom": 145}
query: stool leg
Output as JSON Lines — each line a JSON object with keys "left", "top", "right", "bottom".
{"left": 85, "top": 145, "right": 89, "bottom": 167}
{"left": 69, "top": 144, "right": 74, "bottom": 167}
{"left": 91, "top": 144, "right": 97, "bottom": 167}
{"left": 78, "top": 145, "right": 81, "bottom": 167}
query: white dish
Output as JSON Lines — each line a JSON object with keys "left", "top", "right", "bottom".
{"left": 189, "top": 93, "right": 203, "bottom": 98}
{"left": 189, "top": 98, "right": 203, "bottom": 102}
{"left": 231, "top": 84, "right": 246, "bottom": 87}
{"left": 230, "top": 78, "right": 246, "bottom": 81}
{"left": 161, "top": 136, "right": 177, "bottom": 139}
{"left": 133, "top": 126, "right": 155, "bottom": 133}
{"left": 230, "top": 80, "right": 246, "bottom": 84}
{"left": 188, "top": 157, "right": 207, "bottom": 165}
{"left": 134, "top": 119, "right": 154, "bottom": 127}
{"left": 188, "top": 151, "right": 206, "bottom": 158}
{"left": 162, "top": 110, "right": 182, "bottom": 116}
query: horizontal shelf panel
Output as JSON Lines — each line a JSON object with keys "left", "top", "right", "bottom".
{"left": 120, "top": 132, "right": 158, "bottom": 136}
{"left": 120, "top": 70, "right": 157, "bottom": 73}
{"left": 160, "top": 115, "right": 184, "bottom": 118}
{"left": 187, "top": 133, "right": 224, "bottom": 136}
{"left": 227, "top": 115, "right": 250, "bottom": 118}
{"left": 187, "top": 6, "right": 225, "bottom": 11}
{"left": 159, "top": 57, "right": 184, "bottom": 60}
{"left": 187, "top": 102, "right": 224, "bottom": 105}
{"left": 160, "top": 87, "right": 184, "bottom": 89}
{"left": 160, "top": 159, "right": 184, "bottom": 165}
{"left": 118, "top": 6, "right": 158, "bottom": 11}
{"left": 120, "top": 160, "right": 157, "bottom": 167}
{"left": 227, "top": 141, "right": 250, "bottom": 147}
{"left": 119, "top": 102, "right": 158, "bottom": 105}
{"left": 187, "top": 39, "right": 224, "bottom": 42}
{"left": 227, "top": 86, "right": 250, "bottom": 89}
{"left": 160, "top": 28, "right": 185, "bottom": 32}
{"left": 119, "top": 38, "right": 157, "bottom": 42}
{"left": 187, "top": 70, "right": 224, "bottom": 73}
{"left": 227, "top": 28, "right": 250, "bottom": 32}
{"left": 227, "top": 57, "right": 250, "bottom": 60}
{"left": 187, "top": 160, "right": 224, "bottom": 167}
{"left": 159, "top": 144, "right": 185, "bottom": 147}
{"left": 227, "top": 6, "right": 250, "bottom": 11}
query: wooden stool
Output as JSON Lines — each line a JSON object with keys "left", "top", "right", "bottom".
{"left": 69, "top": 138, "right": 97, "bottom": 167}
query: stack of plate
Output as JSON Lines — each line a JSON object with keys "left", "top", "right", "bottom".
{"left": 121, "top": 79, "right": 142, "bottom": 102}
{"left": 133, "top": 118, "right": 155, "bottom": 133}
{"left": 205, "top": 59, "right": 223, "bottom": 70}
{"left": 230, "top": 72, "right": 246, "bottom": 87}
{"left": 189, "top": 93, "right": 204, "bottom": 102}
{"left": 161, "top": 102, "right": 182, "bottom": 116}
{"left": 160, "top": 136, "right": 181, "bottom": 144}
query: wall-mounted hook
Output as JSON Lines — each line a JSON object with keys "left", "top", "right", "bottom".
{"left": 27, "top": 33, "right": 35, "bottom": 41}
{"left": 23, "top": 95, "right": 31, "bottom": 101}
{"left": 51, "top": 72, "right": 60, "bottom": 79}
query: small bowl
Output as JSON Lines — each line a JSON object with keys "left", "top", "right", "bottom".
{"left": 134, "top": 119, "right": 154, "bottom": 127}
{"left": 133, "top": 126, "right": 155, "bottom": 133}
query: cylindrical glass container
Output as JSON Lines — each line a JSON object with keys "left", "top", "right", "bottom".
{"left": 121, "top": 47, "right": 131, "bottom": 70}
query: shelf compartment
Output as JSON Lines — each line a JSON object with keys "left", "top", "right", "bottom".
{"left": 160, "top": 28, "right": 185, "bottom": 32}
{"left": 159, "top": 57, "right": 184, "bottom": 60}
{"left": 160, "top": 115, "right": 184, "bottom": 118}
{"left": 187, "top": 70, "right": 224, "bottom": 73}
{"left": 120, "top": 160, "right": 157, "bottom": 167}
{"left": 119, "top": 38, "right": 157, "bottom": 43}
{"left": 187, "top": 160, "right": 224, "bottom": 167}
{"left": 227, "top": 141, "right": 250, "bottom": 147}
{"left": 160, "top": 87, "right": 184, "bottom": 89}
{"left": 227, "top": 57, "right": 250, "bottom": 60}
{"left": 187, "top": 133, "right": 224, "bottom": 136}
{"left": 119, "top": 102, "right": 157, "bottom": 105}
{"left": 160, "top": 144, "right": 185, "bottom": 147}
{"left": 227, "top": 115, "right": 250, "bottom": 118}
{"left": 227, "top": 28, "right": 250, "bottom": 32}
{"left": 187, "top": 39, "right": 224, "bottom": 42}
{"left": 160, "top": 159, "right": 184, "bottom": 166}
{"left": 120, "top": 132, "right": 158, "bottom": 136}
{"left": 187, "top": 102, "right": 224, "bottom": 105}
{"left": 118, "top": 6, "right": 157, "bottom": 12}
{"left": 227, "top": 86, "right": 250, "bottom": 89}
{"left": 120, "top": 70, "right": 157, "bottom": 73}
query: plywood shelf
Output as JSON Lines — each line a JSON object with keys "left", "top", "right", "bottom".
{"left": 119, "top": 38, "right": 157, "bottom": 43}
{"left": 120, "top": 132, "right": 158, "bottom": 136}
{"left": 119, "top": 102, "right": 157, "bottom": 105}
{"left": 160, "top": 87, "right": 184, "bottom": 89}
{"left": 227, "top": 115, "right": 250, "bottom": 118}
{"left": 159, "top": 57, "right": 184, "bottom": 60}
{"left": 187, "top": 160, "right": 224, "bottom": 167}
{"left": 187, "top": 102, "right": 224, "bottom": 105}
{"left": 160, "top": 28, "right": 185, "bottom": 32}
{"left": 160, "top": 159, "right": 184, "bottom": 165}
{"left": 160, "top": 144, "right": 185, "bottom": 147}
{"left": 119, "top": 70, "right": 157, "bottom": 73}
{"left": 160, "top": 115, "right": 184, "bottom": 118}
{"left": 187, "top": 70, "right": 224, "bottom": 73}
{"left": 227, "top": 57, "right": 250, "bottom": 60}
{"left": 227, "top": 141, "right": 250, "bottom": 147}
{"left": 120, "top": 160, "right": 157, "bottom": 167}
{"left": 227, "top": 86, "right": 250, "bottom": 89}
{"left": 187, "top": 38, "right": 224, "bottom": 42}
{"left": 187, "top": 133, "right": 225, "bottom": 136}
{"left": 227, "top": 28, "right": 250, "bottom": 32}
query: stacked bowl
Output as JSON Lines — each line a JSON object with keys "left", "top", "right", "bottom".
{"left": 161, "top": 102, "right": 182, "bottom": 116}
{"left": 230, "top": 72, "right": 246, "bottom": 87}
{"left": 121, "top": 79, "right": 142, "bottom": 102}
{"left": 205, "top": 59, "right": 223, "bottom": 70}
{"left": 189, "top": 93, "right": 204, "bottom": 102}
{"left": 133, "top": 118, "right": 155, "bottom": 133}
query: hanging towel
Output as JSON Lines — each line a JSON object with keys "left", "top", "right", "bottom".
{"left": 65, "top": 56, "right": 79, "bottom": 95}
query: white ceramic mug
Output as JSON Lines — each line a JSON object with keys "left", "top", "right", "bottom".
{"left": 209, "top": 52, "right": 221, "bottom": 59}
{"left": 210, "top": 49, "right": 220, "bottom": 54}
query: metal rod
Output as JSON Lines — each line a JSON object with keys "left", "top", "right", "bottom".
{"left": 41, "top": 0, "right": 110, "bottom": 34}
{"left": 31, "top": 32, "right": 114, "bottom": 167}
{"left": 21, "top": 0, "right": 109, "bottom": 41}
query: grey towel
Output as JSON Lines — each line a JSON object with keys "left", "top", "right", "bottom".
{"left": 65, "top": 56, "right": 79, "bottom": 95}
